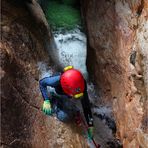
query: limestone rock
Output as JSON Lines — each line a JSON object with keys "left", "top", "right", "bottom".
{"left": 81, "top": 0, "right": 148, "bottom": 147}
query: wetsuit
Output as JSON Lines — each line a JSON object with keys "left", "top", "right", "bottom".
{"left": 39, "top": 73, "right": 93, "bottom": 127}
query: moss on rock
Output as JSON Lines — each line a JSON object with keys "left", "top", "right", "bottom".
{"left": 45, "top": 1, "right": 81, "bottom": 30}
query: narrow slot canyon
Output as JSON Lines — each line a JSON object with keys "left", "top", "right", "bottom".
{"left": 1, "top": 0, "right": 148, "bottom": 148}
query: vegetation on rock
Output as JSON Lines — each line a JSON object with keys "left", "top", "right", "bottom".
{"left": 45, "top": 0, "right": 81, "bottom": 30}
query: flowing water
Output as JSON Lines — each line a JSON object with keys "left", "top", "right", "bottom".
{"left": 51, "top": 28, "right": 88, "bottom": 78}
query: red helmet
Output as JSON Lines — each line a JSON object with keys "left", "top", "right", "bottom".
{"left": 60, "top": 66, "right": 85, "bottom": 99}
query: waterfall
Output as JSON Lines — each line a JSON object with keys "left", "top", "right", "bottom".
{"left": 51, "top": 28, "right": 88, "bottom": 78}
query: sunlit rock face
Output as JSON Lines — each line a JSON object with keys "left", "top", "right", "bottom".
{"left": 1, "top": 1, "right": 88, "bottom": 147}
{"left": 81, "top": 0, "right": 148, "bottom": 147}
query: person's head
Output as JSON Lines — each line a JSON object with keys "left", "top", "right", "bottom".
{"left": 60, "top": 66, "right": 85, "bottom": 99}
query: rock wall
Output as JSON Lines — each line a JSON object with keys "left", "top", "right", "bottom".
{"left": 81, "top": 0, "right": 148, "bottom": 147}
{"left": 1, "top": 1, "right": 88, "bottom": 147}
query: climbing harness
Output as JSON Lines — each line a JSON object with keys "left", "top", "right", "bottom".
{"left": 75, "top": 112, "right": 100, "bottom": 148}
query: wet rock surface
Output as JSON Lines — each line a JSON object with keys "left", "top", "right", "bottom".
{"left": 1, "top": 1, "right": 88, "bottom": 147}
{"left": 82, "top": 0, "right": 148, "bottom": 147}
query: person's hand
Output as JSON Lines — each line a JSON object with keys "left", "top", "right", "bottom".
{"left": 87, "top": 126, "right": 94, "bottom": 139}
{"left": 42, "top": 100, "right": 52, "bottom": 115}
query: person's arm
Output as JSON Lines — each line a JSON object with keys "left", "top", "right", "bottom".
{"left": 39, "top": 75, "right": 61, "bottom": 100}
{"left": 81, "top": 81, "right": 94, "bottom": 139}
{"left": 39, "top": 75, "right": 61, "bottom": 115}
{"left": 81, "top": 81, "right": 93, "bottom": 127}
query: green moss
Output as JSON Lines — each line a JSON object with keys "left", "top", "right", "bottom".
{"left": 45, "top": 1, "right": 81, "bottom": 30}
{"left": 61, "top": 0, "right": 76, "bottom": 5}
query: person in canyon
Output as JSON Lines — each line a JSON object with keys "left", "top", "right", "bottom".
{"left": 39, "top": 66, "right": 94, "bottom": 139}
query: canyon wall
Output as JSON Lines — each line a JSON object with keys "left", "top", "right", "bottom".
{"left": 1, "top": 1, "right": 87, "bottom": 147}
{"left": 1, "top": 0, "right": 148, "bottom": 147}
{"left": 82, "top": 0, "right": 148, "bottom": 147}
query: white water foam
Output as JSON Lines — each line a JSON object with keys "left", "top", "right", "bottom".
{"left": 52, "top": 28, "right": 88, "bottom": 78}
{"left": 93, "top": 106, "right": 112, "bottom": 118}
{"left": 37, "top": 62, "right": 53, "bottom": 79}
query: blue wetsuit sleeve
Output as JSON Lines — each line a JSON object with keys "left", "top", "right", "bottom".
{"left": 39, "top": 75, "right": 61, "bottom": 100}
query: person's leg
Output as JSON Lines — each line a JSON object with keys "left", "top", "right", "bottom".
{"left": 51, "top": 92, "right": 81, "bottom": 123}
{"left": 74, "top": 111, "right": 82, "bottom": 126}
{"left": 56, "top": 109, "right": 70, "bottom": 122}
{"left": 50, "top": 92, "right": 70, "bottom": 122}
{"left": 56, "top": 105, "right": 81, "bottom": 123}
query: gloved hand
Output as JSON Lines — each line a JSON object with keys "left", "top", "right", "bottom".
{"left": 87, "top": 126, "right": 94, "bottom": 139}
{"left": 42, "top": 100, "right": 52, "bottom": 115}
